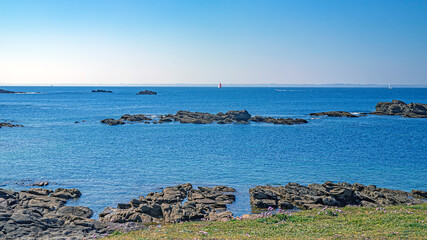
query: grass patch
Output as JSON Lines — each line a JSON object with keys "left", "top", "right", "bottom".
{"left": 104, "top": 203, "right": 427, "bottom": 239}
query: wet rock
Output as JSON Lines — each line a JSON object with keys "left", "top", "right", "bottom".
{"left": 249, "top": 182, "right": 424, "bottom": 210}
{"left": 310, "top": 111, "right": 358, "bottom": 118}
{"left": 137, "top": 90, "right": 157, "bottom": 95}
{"left": 31, "top": 181, "right": 49, "bottom": 187}
{"left": 370, "top": 100, "right": 427, "bottom": 118}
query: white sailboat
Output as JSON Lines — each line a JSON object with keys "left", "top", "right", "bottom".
{"left": 388, "top": 83, "right": 392, "bottom": 89}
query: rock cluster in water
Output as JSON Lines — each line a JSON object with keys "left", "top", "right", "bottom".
{"left": 101, "top": 110, "right": 308, "bottom": 126}
{"left": 137, "top": 90, "right": 157, "bottom": 95}
{"left": 250, "top": 182, "right": 425, "bottom": 210}
{"left": 0, "top": 122, "right": 23, "bottom": 128}
{"left": 99, "top": 183, "right": 236, "bottom": 224}
{"left": 310, "top": 111, "right": 358, "bottom": 118}
{"left": 250, "top": 116, "right": 308, "bottom": 125}
{"left": 92, "top": 89, "right": 112, "bottom": 93}
{"left": 0, "top": 188, "right": 113, "bottom": 239}
{"left": 370, "top": 100, "right": 427, "bottom": 118}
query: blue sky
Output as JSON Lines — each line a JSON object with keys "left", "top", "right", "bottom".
{"left": 0, "top": 0, "right": 426, "bottom": 85}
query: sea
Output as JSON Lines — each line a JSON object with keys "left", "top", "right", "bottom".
{"left": 1, "top": 86, "right": 426, "bottom": 217}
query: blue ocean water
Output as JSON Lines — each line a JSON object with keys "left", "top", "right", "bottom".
{"left": 1, "top": 87, "right": 426, "bottom": 217}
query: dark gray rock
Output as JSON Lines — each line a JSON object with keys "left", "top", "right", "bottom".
{"left": 101, "top": 118, "right": 125, "bottom": 126}
{"left": 249, "top": 116, "right": 308, "bottom": 125}
{"left": 99, "top": 183, "right": 236, "bottom": 224}
{"left": 137, "top": 90, "right": 157, "bottom": 95}
{"left": 411, "top": 189, "right": 427, "bottom": 198}
{"left": 310, "top": 111, "right": 358, "bottom": 118}
{"left": 0, "top": 122, "right": 23, "bottom": 128}
{"left": 0, "top": 187, "right": 117, "bottom": 239}
{"left": 92, "top": 89, "right": 112, "bottom": 93}
{"left": 370, "top": 100, "right": 427, "bottom": 118}
{"left": 249, "top": 182, "right": 425, "bottom": 210}
{"left": 50, "top": 188, "right": 82, "bottom": 199}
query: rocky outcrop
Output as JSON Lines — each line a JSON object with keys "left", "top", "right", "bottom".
{"left": 0, "top": 89, "right": 39, "bottom": 94}
{"left": 101, "top": 118, "right": 125, "bottom": 126}
{"left": 0, "top": 188, "right": 114, "bottom": 239}
{"left": 173, "top": 110, "right": 251, "bottom": 124}
{"left": 99, "top": 184, "right": 236, "bottom": 224}
{"left": 0, "top": 89, "right": 23, "bottom": 94}
{"left": 249, "top": 182, "right": 425, "bottom": 210}
{"left": 310, "top": 111, "right": 358, "bottom": 118}
{"left": 137, "top": 90, "right": 157, "bottom": 95}
{"left": 101, "top": 110, "right": 309, "bottom": 126}
{"left": 411, "top": 190, "right": 427, "bottom": 198}
{"left": 249, "top": 116, "right": 308, "bottom": 125}
{"left": 92, "top": 89, "right": 112, "bottom": 93}
{"left": 0, "top": 122, "right": 23, "bottom": 128}
{"left": 370, "top": 100, "right": 427, "bottom": 118}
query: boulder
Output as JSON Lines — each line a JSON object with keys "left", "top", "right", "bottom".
{"left": 51, "top": 188, "right": 82, "bottom": 199}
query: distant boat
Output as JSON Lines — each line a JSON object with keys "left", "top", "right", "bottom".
{"left": 388, "top": 83, "right": 392, "bottom": 89}
{"left": 218, "top": 83, "right": 222, "bottom": 88}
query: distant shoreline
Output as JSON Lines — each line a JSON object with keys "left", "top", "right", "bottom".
{"left": 1, "top": 84, "right": 427, "bottom": 88}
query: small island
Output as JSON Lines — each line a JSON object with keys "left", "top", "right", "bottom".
{"left": 137, "top": 90, "right": 157, "bottom": 95}
{"left": 91, "top": 89, "right": 113, "bottom": 93}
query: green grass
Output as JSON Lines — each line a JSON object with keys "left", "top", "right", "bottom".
{"left": 105, "top": 203, "right": 427, "bottom": 239}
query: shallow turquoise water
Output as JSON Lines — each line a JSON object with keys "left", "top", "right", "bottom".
{"left": 0, "top": 87, "right": 426, "bottom": 216}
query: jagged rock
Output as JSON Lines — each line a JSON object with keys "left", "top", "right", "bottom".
{"left": 411, "top": 190, "right": 427, "bottom": 198}
{"left": 0, "top": 188, "right": 116, "bottom": 239}
{"left": 249, "top": 182, "right": 425, "bottom": 210}
{"left": 137, "top": 90, "right": 157, "bottom": 95}
{"left": 99, "top": 183, "right": 236, "bottom": 224}
{"left": 51, "top": 188, "right": 82, "bottom": 199}
{"left": 310, "top": 111, "right": 358, "bottom": 118}
{"left": 370, "top": 100, "right": 427, "bottom": 118}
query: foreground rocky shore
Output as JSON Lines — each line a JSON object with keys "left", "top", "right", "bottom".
{"left": 1, "top": 182, "right": 425, "bottom": 239}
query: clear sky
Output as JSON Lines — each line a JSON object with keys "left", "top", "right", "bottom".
{"left": 0, "top": 0, "right": 426, "bottom": 85}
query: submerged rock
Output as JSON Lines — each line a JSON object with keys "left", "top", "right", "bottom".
{"left": 92, "top": 89, "right": 112, "bottom": 93}
{"left": 249, "top": 116, "right": 308, "bottom": 125}
{"left": 370, "top": 100, "right": 427, "bottom": 118}
{"left": 249, "top": 182, "right": 425, "bottom": 210}
{"left": 137, "top": 90, "right": 157, "bottom": 95}
{"left": 99, "top": 183, "right": 236, "bottom": 224}
{"left": 310, "top": 111, "right": 358, "bottom": 118}
{"left": 0, "top": 122, "right": 23, "bottom": 128}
